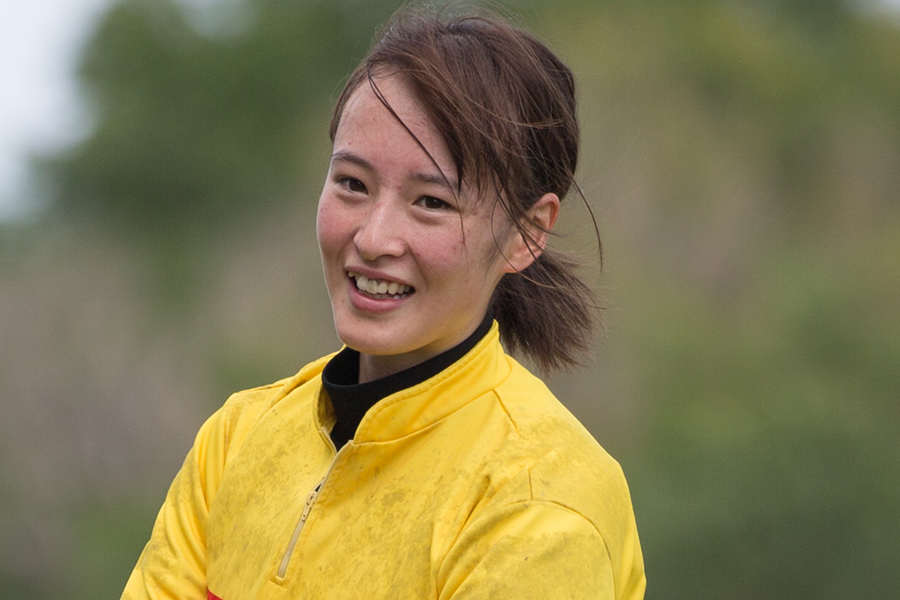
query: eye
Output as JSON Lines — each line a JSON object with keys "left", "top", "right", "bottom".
{"left": 416, "top": 196, "right": 451, "bottom": 210}
{"left": 338, "top": 177, "right": 367, "bottom": 194}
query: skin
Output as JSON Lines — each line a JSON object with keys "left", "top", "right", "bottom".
{"left": 316, "top": 74, "right": 559, "bottom": 383}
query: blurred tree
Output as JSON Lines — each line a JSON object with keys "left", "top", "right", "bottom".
{"left": 39, "top": 0, "right": 900, "bottom": 239}
{"left": 41, "top": 0, "right": 396, "bottom": 236}
{"left": 623, "top": 230, "right": 900, "bottom": 599}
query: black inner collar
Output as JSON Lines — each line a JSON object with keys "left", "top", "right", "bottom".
{"left": 322, "top": 312, "right": 494, "bottom": 449}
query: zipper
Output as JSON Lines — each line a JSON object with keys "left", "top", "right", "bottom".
{"left": 277, "top": 429, "right": 344, "bottom": 578}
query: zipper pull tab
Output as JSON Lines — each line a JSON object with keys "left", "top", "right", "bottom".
{"left": 300, "top": 477, "right": 325, "bottom": 523}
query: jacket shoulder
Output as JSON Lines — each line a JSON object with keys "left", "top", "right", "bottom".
{"left": 491, "top": 357, "right": 634, "bottom": 521}
{"left": 209, "top": 352, "right": 334, "bottom": 461}
{"left": 487, "top": 358, "right": 645, "bottom": 599}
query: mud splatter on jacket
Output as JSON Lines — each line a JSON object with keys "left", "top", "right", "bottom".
{"left": 123, "top": 323, "right": 645, "bottom": 599}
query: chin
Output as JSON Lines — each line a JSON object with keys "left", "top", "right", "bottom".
{"left": 333, "top": 315, "right": 405, "bottom": 356}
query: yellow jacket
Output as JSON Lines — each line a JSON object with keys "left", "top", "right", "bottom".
{"left": 123, "top": 323, "right": 645, "bottom": 600}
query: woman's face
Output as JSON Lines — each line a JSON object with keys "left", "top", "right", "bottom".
{"left": 316, "top": 74, "right": 517, "bottom": 382}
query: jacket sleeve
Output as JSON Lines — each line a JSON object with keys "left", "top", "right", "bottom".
{"left": 121, "top": 405, "right": 233, "bottom": 600}
{"left": 437, "top": 500, "right": 619, "bottom": 600}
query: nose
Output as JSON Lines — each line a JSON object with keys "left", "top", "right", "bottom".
{"left": 353, "top": 199, "right": 406, "bottom": 261}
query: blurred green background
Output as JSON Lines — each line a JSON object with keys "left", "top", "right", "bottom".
{"left": 1, "top": 0, "right": 898, "bottom": 598}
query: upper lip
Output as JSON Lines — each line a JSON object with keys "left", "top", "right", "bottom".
{"left": 345, "top": 265, "right": 413, "bottom": 288}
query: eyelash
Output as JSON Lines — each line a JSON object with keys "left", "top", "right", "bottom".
{"left": 336, "top": 176, "right": 451, "bottom": 211}
{"left": 337, "top": 177, "right": 367, "bottom": 194}
{"left": 416, "top": 196, "right": 451, "bottom": 211}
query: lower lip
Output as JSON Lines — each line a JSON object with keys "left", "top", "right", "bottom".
{"left": 347, "top": 278, "right": 412, "bottom": 314}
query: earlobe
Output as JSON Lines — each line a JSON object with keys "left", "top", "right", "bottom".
{"left": 503, "top": 193, "right": 560, "bottom": 273}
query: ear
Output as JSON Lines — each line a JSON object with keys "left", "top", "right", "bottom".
{"left": 502, "top": 193, "right": 560, "bottom": 274}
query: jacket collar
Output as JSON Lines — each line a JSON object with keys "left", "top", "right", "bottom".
{"left": 300, "top": 322, "right": 510, "bottom": 443}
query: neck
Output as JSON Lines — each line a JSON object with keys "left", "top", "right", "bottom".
{"left": 358, "top": 354, "right": 416, "bottom": 384}
{"left": 356, "top": 313, "right": 492, "bottom": 383}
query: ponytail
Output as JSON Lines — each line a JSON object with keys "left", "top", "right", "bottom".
{"left": 491, "top": 248, "right": 597, "bottom": 373}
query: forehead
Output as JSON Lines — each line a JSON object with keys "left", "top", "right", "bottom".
{"left": 336, "top": 75, "right": 448, "bottom": 165}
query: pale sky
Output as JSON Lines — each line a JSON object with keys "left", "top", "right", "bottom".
{"left": 0, "top": 0, "right": 112, "bottom": 219}
{"left": 1, "top": 0, "right": 899, "bottom": 221}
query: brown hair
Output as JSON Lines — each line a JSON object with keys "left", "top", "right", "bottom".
{"left": 329, "top": 9, "right": 599, "bottom": 373}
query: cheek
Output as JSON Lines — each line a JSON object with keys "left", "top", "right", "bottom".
{"left": 316, "top": 196, "right": 350, "bottom": 259}
{"left": 417, "top": 229, "right": 496, "bottom": 289}
{"left": 413, "top": 227, "right": 465, "bottom": 273}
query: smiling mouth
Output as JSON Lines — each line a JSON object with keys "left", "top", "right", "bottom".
{"left": 348, "top": 271, "right": 414, "bottom": 299}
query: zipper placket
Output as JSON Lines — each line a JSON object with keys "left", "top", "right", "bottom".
{"left": 277, "top": 429, "right": 344, "bottom": 578}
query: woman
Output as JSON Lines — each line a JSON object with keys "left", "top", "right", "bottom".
{"left": 123, "top": 10, "right": 645, "bottom": 600}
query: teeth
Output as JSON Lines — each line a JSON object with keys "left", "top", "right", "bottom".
{"left": 348, "top": 271, "right": 412, "bottom": 297}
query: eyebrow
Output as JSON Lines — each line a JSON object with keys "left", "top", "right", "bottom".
{"left": 331, "top": 151, "right": 459, "bottom": 192}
